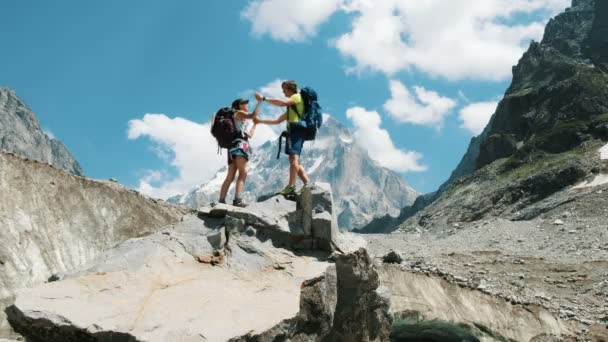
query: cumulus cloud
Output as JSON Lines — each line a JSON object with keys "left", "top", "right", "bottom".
{"left": 459, "top": 100, "right": 499, "bottom": 135}
{"left": 128, "top": 112, "right": 277, "bottom": 200}
{"left": 346, "top": 106, "right": 426, "bottom": 172}
{"left": 333, "top": 0, "right": 569, "bottom": 80}
{"left": 241, "top": 0, "right": 344, "bottom": 42}
{"left": 127, "top": 114, "right": 224, "bottom": 199}
{"left": 383, "top": 80, "right": 456, "bottom": 127}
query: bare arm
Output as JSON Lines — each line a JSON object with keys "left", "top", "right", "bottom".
{"left": 266, "top": 98, "right": 294, "bottom": 107}
{"left": 234, "top": 100, "right": 263, "bottom": 121}
{"left": 246, "top": 123, "right": 258, "bottom": 139}
{"left": 255, "top": 113, "right": 287, "bottom": 125}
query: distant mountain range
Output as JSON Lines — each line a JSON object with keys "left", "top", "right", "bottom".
{"left": 170, "top": 117, "right": 419, "bottom": 230}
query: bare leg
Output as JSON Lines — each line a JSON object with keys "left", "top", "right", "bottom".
{"left": 234, "top": 157, "right": 248, "bottom": 197}
{"left": 288, "top": 154, "right": 298, "bottom": 186}
{"left": 290, "top": 154, "right": 309, "bottom": 185}
{"left": 297, "top": 164, "right": 310, "bottom": 184}
{"left": 219, "top": 163, "right": 237, "bottom": 201}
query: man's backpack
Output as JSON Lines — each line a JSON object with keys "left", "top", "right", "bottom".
{"left": 291, "top": 86, "right": 323, "bottom": 141}
{"left": 211, "top": 107, "right": 237, "bottom": 149}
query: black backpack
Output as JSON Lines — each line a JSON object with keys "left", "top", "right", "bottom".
{"left": 211, "top": 107, "right": 237, "bottom": 149}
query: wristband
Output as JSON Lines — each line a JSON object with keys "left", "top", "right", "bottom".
{"left": 262, "top": 96, "right": 266, "bottom": 101}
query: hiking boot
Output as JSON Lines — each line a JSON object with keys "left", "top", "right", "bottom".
{"left": 212, "top": 199, "right": 226, "bottom": 207}
{"left": 279, "top": 185, "right": 296, "bottom": 196}
{"left": 233, "top": 197, "right": 248, "bottom": 208}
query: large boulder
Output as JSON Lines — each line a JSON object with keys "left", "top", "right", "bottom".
{"left": 231, "top": 248, "right": 392, "bottom": 342}
{"left": 0, "top": 152, "right": 188, "bottom": 339}
{"left": 6, "top": 212, "right": 331, "bottom": 342}
{"left": 5, "top": 185, "right": 374, "bottom": 342}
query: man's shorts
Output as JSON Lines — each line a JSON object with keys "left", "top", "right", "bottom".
{"left": 285, "top": 126, "right": 306, "bottom": 156}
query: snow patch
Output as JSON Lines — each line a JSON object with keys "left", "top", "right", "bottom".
{"left": 339, "top": 134, "right": 353, "bottom": 144}
{"left": 572, "top": 174, "right": 608, "bottom": 189}
{"left": 601, "top": 143, "right": 608, "bottom": 160}
{"left": 307, "top": 156, "right": 325, "bottom": 174}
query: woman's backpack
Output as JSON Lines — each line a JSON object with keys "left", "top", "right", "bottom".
{"left": 211, "top": 108, "right": 237, "bottom": 149}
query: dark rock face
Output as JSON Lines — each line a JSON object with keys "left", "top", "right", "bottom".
{"left": 363, "top": 0, "right": 608, "bottom": 232}
{"left": 0, "top": 88, "right": 83, "bottom": 176}
{"left": 477, "top": 0, "right": 608, "bottom": 168}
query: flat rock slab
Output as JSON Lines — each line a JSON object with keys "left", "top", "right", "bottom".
{"left": 8, "top": 213, "right": 330, "bottom": 342}
{"left": 10, "top": 259, "right": 328, "bottom": 342}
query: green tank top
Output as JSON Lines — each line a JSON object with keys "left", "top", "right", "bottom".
{"left": 287, "top": 93, "right": 305, "bottom": 123}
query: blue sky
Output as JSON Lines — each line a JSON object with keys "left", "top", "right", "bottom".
{"left": 1, "top": 0, "right": 569, "bottom": 196}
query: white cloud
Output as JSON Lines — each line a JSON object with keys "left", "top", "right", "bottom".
{"left": 459, "top": 100, "right": 499, "bottom": 135}
{"left": 241, "top": 0, "right": 343, "bottom": 42}
{"left": 127, "top": 113, "right": 277, "bottom": 199}
{"left": 333, "top": 0, "right": 569, "bottom": 80}
{"left": 346, "top": 106, "right": 426, "bottom": 172}
{"left": 383, "top": 80, "right": 456, "bottom": 127}
{"left": 127, "top": 114, "right": 224, "bottom": 199}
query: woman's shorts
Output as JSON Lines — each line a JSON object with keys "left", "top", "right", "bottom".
{"left": 228, "top": 140, "right": 250, "bottom": 164}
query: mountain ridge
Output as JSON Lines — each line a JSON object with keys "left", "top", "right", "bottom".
{"left": 0, "top": 87, "right": 83, "bottom": 176}
{"left": 171, "top": 117, "right": 419, "bottom": 230}
{"left": 360, "top": 0, "right": 608, "bottom": 233}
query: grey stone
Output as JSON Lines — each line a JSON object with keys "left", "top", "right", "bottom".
{"left": 382, "top": 250, "right": 403, "bottom": 264}
{"left": 0, "top": 88, "right": 83, "bottom": 176}
{"left": 0, "top": 151, "right": 188, "bottom": 338}
{"left": 299, "top": 183, "right": 339, "bottom": 252}
{"left": 231, "top": 249, "right": 392, "bottom": 342}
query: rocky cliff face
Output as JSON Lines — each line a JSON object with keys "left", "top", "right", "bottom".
{"left": 362, "top": 0, "right": 608, "bottom": 233}
{"left": 0, "top": 151, "right": 188, "bottom": 339}
{"left": 0, "top": 88, "right": 83, "bottom": 176}
{"left": 172, "top": 117, "right": 419, "bottom": 231}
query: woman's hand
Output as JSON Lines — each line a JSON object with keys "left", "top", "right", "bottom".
{"left": 255, "top": 92, "right": 263, "bottom": 102}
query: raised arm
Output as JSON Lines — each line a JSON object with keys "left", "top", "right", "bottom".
{"left": 255, "top": 113, "right": 287, "bottom": 125}
{"left": 256, "top": 92, "right": 295, "bottom": 107}
{"left": 235, "top": 100, "right": 262, "bottom": 121}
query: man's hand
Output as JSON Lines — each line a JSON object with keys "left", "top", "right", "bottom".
{"left": 253, "top": 116, "right": 259, "bottom": 124}
{"left": 255, "top": 92, "right": 263, "bottom": 101}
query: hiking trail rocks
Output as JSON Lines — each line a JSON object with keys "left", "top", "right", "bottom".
{"left": 5, "top": 183, "right": 368, "bottom": 342}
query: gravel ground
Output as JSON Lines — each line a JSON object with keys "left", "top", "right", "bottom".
{"left": 364, "top": 186, "right": 608, "bottom": 340}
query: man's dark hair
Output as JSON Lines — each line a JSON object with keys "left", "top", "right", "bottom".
{"left": 282, "top": 80, "right": 298, "bottom": 93}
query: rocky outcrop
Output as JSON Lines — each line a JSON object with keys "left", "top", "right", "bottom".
{"left": 0, "top": 151, "right": 188, "bottom": 339}
{"left": 6, "top": 184, "right": 369, "bottom": 342}
{"left": 172, "top": 117, "right": 419, "bottom": 230}
{"left": 0, "top": 88, "right": 83, "bottom": 176}
{"left": 231, "top": 249, "right": 392, "bottom": 342}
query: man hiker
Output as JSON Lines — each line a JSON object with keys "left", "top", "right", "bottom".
{"left": 254, "top": 80, "right": 311, "bottom": 196}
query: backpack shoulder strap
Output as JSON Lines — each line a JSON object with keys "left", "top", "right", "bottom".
{"left": 290, "top": 104, "right": 302, "bottom": 120}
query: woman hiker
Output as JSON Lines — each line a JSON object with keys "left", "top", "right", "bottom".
{"left": 253, "top": 80, "right": 311, "bottom": 196}
{"left": 218, "top": 97, "right": 261, "bottom": 207}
